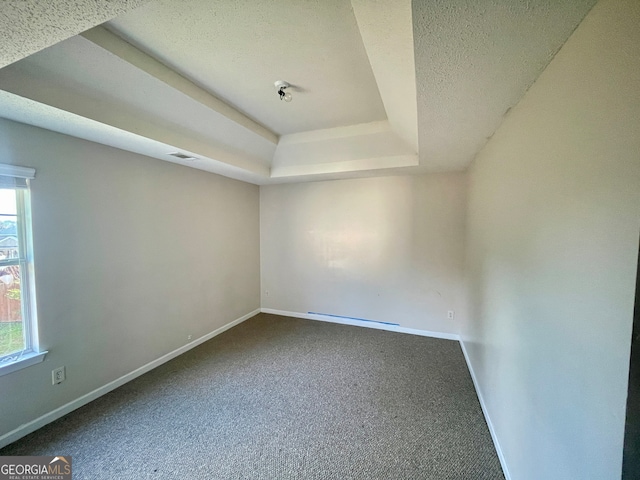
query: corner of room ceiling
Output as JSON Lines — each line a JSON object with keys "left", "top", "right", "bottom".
{"left": 272, "top": 121, "right": 418, "bottom": 179}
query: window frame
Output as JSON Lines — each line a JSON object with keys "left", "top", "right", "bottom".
{"left": 0, "top": 166, "right": 46, "bottom": 376}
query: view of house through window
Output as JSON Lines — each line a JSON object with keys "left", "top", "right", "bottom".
{"left": 0, "top": 186, "right": 32, "bottom": 360}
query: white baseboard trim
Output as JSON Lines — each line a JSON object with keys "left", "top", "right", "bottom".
{"left": 3, "top": 308, "right": 509, "bottom": 480}
{"left": 0, "top": 308, "right": 261, "bottom": 449}
{"left": 260, "top": 308, "right": 460, "bottom": 341}
{"left": 459, "top": 339, "right": 511, "bottom": 480}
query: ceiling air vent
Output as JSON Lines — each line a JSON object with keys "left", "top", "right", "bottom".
{"left": 168, "top": 152, "right": 198, "bottom": 161}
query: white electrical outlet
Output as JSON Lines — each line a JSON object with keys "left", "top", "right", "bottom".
{"left": 187, "top": 335, "right": 192, "bottom": 340}
{"left": 447, "top": 310, "right": 455, "bottom": 320}
{"left": 52, "top": 366, "right": 66, "bottom": 385}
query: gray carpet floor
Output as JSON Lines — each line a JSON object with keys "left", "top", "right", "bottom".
{"left": 1, "top": 313, "right": 504, "bottom": 479}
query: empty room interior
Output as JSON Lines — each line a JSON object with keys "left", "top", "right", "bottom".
{"left": 0, "top": 0, "right": 639, "bottom": 478}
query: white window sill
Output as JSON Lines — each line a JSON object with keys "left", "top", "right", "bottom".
{"left": 0, "top": 350, "right": 47, "bottom": 377}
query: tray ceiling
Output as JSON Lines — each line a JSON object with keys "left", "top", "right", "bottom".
{"left": 0, "top": 0, "right": 597, "bottom": 184}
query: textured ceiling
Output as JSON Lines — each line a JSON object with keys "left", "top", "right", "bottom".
{"left": 413, "top": 0, "right": 597, "bottom": 170}
{"left": 0, "top": 91, "right": 266, "bottom": 184}
{"left": 0, "top": 36, "right": 276, "bottom": 167}
{"left": 351, "top": 0, "right": 417, "bottom": 152}
{"left": 107, "top": 0, "right": 386, "bottom": 135}
{"left": 0, "top": 0, "right": 150, "bottom": 68}
{"left": 0, "top": 0, "right": 598, "bottom": 184}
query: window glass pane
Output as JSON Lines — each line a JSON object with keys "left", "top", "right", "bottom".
{"left": 0, "top": 189, "right": 19, "bottom": 260}
{"left": 0, "top": 189, "right": 17, "bottom": 215}
{"left": 0, "top": 264, "right": 24, "bottom": 356}
{"left": 0, "top": 215, "right": 19, "bottom": 260}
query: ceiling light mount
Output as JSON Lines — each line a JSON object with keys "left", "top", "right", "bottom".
{"left": 274, "top": 80, "right": 292, "bottom": 102}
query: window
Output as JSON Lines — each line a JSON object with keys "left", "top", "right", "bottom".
{"left": 0, "top": 163, "right": 45, "bottom": 376}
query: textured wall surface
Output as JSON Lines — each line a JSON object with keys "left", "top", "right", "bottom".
{"left": 0, "top": 118, "right": 260, "bottom": 438}
{"left": 261, "top": 174, "right": 467, "bottom": 333}
{"left": 463, "top": 0, "right": 640, "bottom": 478}
{"left": 0, "top": 0, "right": 150, "bottom": 68}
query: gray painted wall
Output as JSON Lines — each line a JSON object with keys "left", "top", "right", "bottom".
{"left": 0, "top": 118, "right": 260, "bottom": 438}
{"left": 261, "top": 174, "right": 467, "bottom": 333}
{"left": 463, "top": 0, "right": 640, "bottom": 478}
